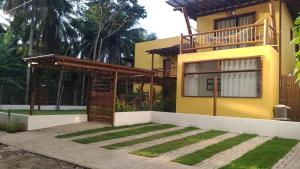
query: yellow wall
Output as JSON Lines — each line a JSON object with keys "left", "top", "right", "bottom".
{"left": 281, "top": 2, "right": 296, "bottom": 75}
{"left": 135, "top": 37, "right": 179, "bottom": 70}
{"left": 176, "top": 46, "right": 279, "bottom": 120}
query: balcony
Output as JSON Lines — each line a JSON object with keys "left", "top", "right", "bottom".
{"left": 153, "top": 67, "right": 177, "bottom": 78}
{"left": 180, "top": 18, "right": 276, "bottom": 54}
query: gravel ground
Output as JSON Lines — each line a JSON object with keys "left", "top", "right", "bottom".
{"left": 0, "top": 144, "right": 88, "bottom": 169}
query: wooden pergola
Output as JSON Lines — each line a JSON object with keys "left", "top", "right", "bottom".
{"left": 24, "top": 54, "right": 155, "bottom": 125}
{"left": 166, "top": 0, "right": 300, "bottom": 20}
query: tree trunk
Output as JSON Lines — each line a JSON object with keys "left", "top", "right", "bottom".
{"left": 73, "top": 89, "right": 77, "bottom": 106}
{"left": 25, "top": 18, "right": 35, "bottom": 104}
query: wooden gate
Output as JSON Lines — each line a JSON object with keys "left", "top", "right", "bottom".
{"left": 280, "top": 76, "right": 300, "bottom": 121}
{"left": 88, "top": 73, "right": 117, "bottom": 124}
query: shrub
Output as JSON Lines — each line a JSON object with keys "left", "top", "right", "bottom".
{"left": 0, "top": 121, "right": 25, "bottom": 133}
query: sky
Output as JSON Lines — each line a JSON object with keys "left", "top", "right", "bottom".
{"left": 0, "top": 1, "right": 196, "bottom": 39}
{"left": 137, "top": 0, "right": 196, "bottom": 38}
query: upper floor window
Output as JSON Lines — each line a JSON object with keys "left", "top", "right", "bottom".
{"left": 215, "top": 13, "right": 256, "bottom": 50}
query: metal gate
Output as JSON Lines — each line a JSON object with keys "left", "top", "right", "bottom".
{"left": 87, "top": 72, "right": 117, "bottom": 124}
{"left": 280, "top": 76, "right": 300, "bottom": 121}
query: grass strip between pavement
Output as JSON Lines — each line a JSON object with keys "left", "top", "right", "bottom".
{"left": 73, "top": 124, "right": 176, "bottom": 144}
{"left": 56, "top": 123, "right": 153, "bottom": 139}
{"left": 131, "top": 130, "right": 225, "bottom": 158}
{"left": 221, "top": 138, "right": 299, "bottom": 169}
{"left": 103, "top": 127, "right": 199, "bottom": 149}
{"left": 174, "top": 134, "right": 257, "bottom": 165}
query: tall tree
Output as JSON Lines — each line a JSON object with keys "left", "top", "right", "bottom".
{"left": 293, "top": 15, "right": 300, "bottom": 85}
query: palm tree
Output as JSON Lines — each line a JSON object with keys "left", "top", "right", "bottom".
{"left": 0, "top": 28, "right": 26, "bottom": 104}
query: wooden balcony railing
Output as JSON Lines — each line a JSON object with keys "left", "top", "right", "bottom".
{"left": 180, "top": 18, "right": 275, "bottom": 53}
{"left": 153, "top": 67, "right": 177, "bottom": 77}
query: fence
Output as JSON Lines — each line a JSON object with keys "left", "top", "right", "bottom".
{"left": 280, "top": 76, "right": 300, "bottom": 122}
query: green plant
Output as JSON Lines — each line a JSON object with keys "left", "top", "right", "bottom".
{"left": 292, "top": 15, "right": 300, "bottom": 85}
{"left": 0, "top": 121, "right": 24, "bottom": 133}
{"left": 115, "top": 98, "right": 136, "bottom": 112}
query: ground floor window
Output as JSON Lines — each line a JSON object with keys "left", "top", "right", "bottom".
{"left": 183, "top": 57, "right": 262, "bottom": 98}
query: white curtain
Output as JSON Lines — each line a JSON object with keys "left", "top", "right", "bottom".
{"left": 221, "top": 59, "right": 259, "bottom": 97}
{"left": 216, "top": 14, "right": 255, "bottom": 50}
{"left": 184, "top": 64, "right": 199, "bottom": 96}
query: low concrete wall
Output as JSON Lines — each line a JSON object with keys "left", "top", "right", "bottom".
{"left": 0, "top": 112, "right": 87, "bottom": 130}
{"left": 27, "top": 115, "right": 87, "bottom": 130}
{"left": 114, "top": 111, "right": 300, "bottom": 140}
{"left": 0, "top": 105, "right": 86, "bottom": 110}
{"left": 114, "top": 111, "right": 151, "bottom": 126}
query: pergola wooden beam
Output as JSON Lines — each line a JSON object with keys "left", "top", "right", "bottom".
{"left": 24, "top": 54, "right": 155, "bottom": 76}
{"left": 167, "top": 0, "right": 270, "bottom": 20}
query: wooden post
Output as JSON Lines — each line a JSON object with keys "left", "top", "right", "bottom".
{"left": 213, "top": 76, "right": 218, "bottom": 116}
{"left": 112, "top": 72, "right": 118, "bottom": 126}
{"left": 263, "top": 19, "right": 268, "bottom": 45}
{"left": 151, "top": 54, "right": 154, "bottom": 70}
{"left": 269, "top": 0, "right": 277, "bottom": 45}
{"left": 86, "top": 73, "right": 92, "bottom": 121}
{"left": 29, "top": 66, "right": 37, "bottom": 116}
{"left": 149, "top": 75, "right": 154, "bottom": 111}
{"left": 180, "top": 33, "right": 183, "bottom": 54}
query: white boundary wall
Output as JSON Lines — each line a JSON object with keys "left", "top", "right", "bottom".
{"left": 0, "top": 105, "right": 86, "bottom": 110}
{"left": 0, "top": 112, "right": 87, "bottom": 130}
{"left": 114, "top": 111, "right": 300, "bottom": 140}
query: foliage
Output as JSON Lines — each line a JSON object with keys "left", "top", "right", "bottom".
{"left": 0, "top": 121, "right": 25, "bottom": 133}
{"left": 153, "top": 91, "right": 176, "bottom": 112}
{"left": 115, "top": 98, "right": 136, "bottom": 112}
{"left": 292, "top": 15, "right": 300, "bottom": 85}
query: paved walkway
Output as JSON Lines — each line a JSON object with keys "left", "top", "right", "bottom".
{"left": 119, "top": 129, "right": 207, "bottom": 152}
{"left": 196, "top": 136, "right": 271, "bottom": 169}
{"left": 0, "top": 123, "right": 298, "bottom": 169}
{"left": 273, "top": 143, "right": 300, "bottom": 169}
{"left": 0, "top": 123, "right": 196, "bottom": 169}
{"left": 157, "top": 133, "right": 238, "bottom": 162}
{"left": 93, "top": 126, "right": 184, "bottom": 147}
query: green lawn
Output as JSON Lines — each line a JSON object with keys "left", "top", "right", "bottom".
{"left": 103, "top": 127, "right": 199, "bottom": 149}
{"left": 221, "top": 138, "right": 299, "bottom": 169}
{"left": 56, "top": 123, "right": 153, "bottom": 139}
{"left": 0, "top": 110, "right": 85, "bottom": 115}
{"left": 73, "top": 124, "right": 176, "bottom": 144}
{"left": 174, "top": 134, "right": 257, "bottom": 165}
{"left": 131, "top": 130, "right": 225, "bottom": 158}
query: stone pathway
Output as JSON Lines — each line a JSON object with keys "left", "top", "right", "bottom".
{"left": 93, "top": 126, "right": 185, "bottom": 147}
{"left": 0, "top": 129, "right": 196, "bottom": 169}
{"left": 118, "top": 129, "right": 208, "bottom": 152}
{"left": 67, "top": 123, "right": 159, "bottom": 141}
{"left": 0, "top": 123, "right": 297, "bottom": 169}
{"left": 156, "top": 133, "right": 238, "bottom": 162}
{"left": 272, "top": 143, "right": 300, "bottom": 169}
{"left": 196, "top": 136, "right": 271, "bottom": 169}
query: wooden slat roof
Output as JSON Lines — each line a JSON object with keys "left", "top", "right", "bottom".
{"left": 24, "top": 54, "right": 155, "bottom": 76}
{"left": 286, "top": 0, "right": 300, "bottom": 19}
{"left": 166, "top": 0, "right": 300, "bottom": 20}
{"left": 146, "top": 45, "right": 180, "bottom": 56}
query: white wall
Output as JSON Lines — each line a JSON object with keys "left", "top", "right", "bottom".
{"left": 114, "top": 111, "right": 151, "bottom": 126}
{"left": 27, "top": 115, "right": 87, "bottom": 130}
{"left": 0, "top": 105, "right": 86, "bottom": 110}
{"left": 114, "top": 111, "right": 300, "bottom": 140}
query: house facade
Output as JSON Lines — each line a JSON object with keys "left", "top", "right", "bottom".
{"left": 135, "top": 0, "right": 299, "bottom": 120}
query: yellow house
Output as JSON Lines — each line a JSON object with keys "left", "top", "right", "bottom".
{"left": 135, "top": 0, "right": 299, "bottom": 120}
